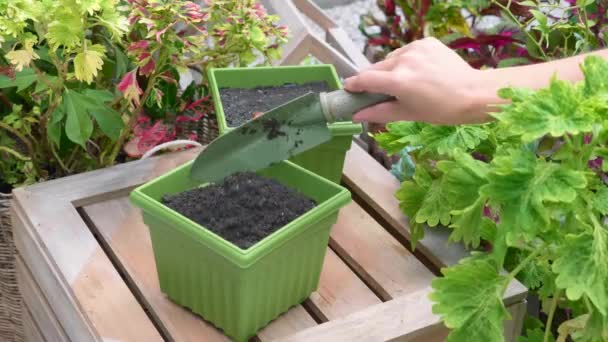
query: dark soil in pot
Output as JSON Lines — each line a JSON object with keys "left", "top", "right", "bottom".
{"left": 161, "top": 172, "right": 316, "bottom": 249}
{"left": 219, "top": 81, "right": 330, "bottom": 128}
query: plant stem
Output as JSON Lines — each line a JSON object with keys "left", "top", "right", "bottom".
{"left": 50, "top": 142, "right": 69, "bottom": 173}
{"left": 106, "top": 74, "right": 158, "bottom": 165}
{"left": 544, "top": 289, "right": 562, "bottom": 342}
{"left": 508, "top": 245, "right": 545, "bottom": 280}
{"left": 0, "top": 146, "right": 30, "bottom": 161}
{"left": 0, "top": 121, "right": 35, "bottom": 159}
{"left": 492, "top": 0, "right": 548, "bottom": 60}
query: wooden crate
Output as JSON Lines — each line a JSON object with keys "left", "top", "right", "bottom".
{"left": 12, "top": 143, "right": 527, "bottom": 342}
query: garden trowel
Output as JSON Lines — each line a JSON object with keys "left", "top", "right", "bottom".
{"left": 189, "top": 89, "right": 395, "bottom": 183}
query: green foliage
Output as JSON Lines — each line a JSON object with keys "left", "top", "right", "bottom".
{"left": 374, "top": 56, "right": 608, "bottom": 340}
{"left": 0, "top": 0, "right": 288, "bottom": 186}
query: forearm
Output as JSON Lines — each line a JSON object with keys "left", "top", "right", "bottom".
{"left": 471, "top": 49, "right": 608, "bottom": 116}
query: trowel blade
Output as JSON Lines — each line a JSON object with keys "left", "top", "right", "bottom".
{"left": 189, "top": 92, "right": 331, "bottom": 183}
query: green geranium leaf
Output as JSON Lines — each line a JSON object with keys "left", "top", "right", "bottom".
{"left": 373, "top": 121, "right": 426, "bottom": 155}
{"left": 518, "top": 328, "right": 551, "bottom": 342}
{"left": 449, "top": 197, "right": 485, "bottom": 248}
{"left": 553, "top": 226, "right": 608, "bottom": 315}
{"left": 431, "top": 256, "right": 510, "bottom": 342}
{"left": 494, "top": 78, "right": 597, "bottom": 142}
{"left": 437, "top": 152, "right": 488, "bottom": 209}
{"left": 419, "top": 125, "right": 489, "bottom": 155}
{"left": 415, "top": 179, "right": 452, "bottom": 227}
{"left": 481, "top": 148, "right": 587, "bottom": 243}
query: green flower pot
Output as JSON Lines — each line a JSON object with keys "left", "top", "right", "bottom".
{"left": 208, "top": 64, "right": 362, "bottom": 184}
{"left": 130, "top": 160, "right": 351, "bottom": 341}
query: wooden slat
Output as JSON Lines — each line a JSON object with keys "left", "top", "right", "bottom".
{"left": 342, "top": 143, "right": 528, "bottom": 305}
{"left": 11, "top": 197, "right": 163, "bottom": 342}
{"left": 23, "top": 303, "right": 46, "bottom": 342}
{"left": 330, "top": 202, "right": 434, "bottom": 300}
{"left": 292, "top": 0, "right": 336, "bottom": 30}
{"left": 307, "top": 248, "right": 381, "bottom": 321}
{"left": 272, "top": 287, "right": 526, "bottom": 342}
{"left": 326, "top": 27, "right": 371, "bottom": 68}
{"left": 309, "top": 34, "right": 359, "bottom": 77}
{"left": 256, "top": 306, "right": 317, "bottom": 341}
{"left": 22, "top": 149, "right": 197, "bottom": 206}
{"left": 274, "top": 287, "right": 447, "bottom": 342}
{"left": 80, "top": 197, "right": 230, "bottom": 342}
{"left": 16, "top": 257, "right": 69, "bottom": 342}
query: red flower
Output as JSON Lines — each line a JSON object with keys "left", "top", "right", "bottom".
{"left": 117, "top": 69, "right": 143, "bottom": 106}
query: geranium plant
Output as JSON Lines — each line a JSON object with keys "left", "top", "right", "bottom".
{"left": 360, "top": 0, "right": 608, "bottom": 171}
{"left": 374, "top": 55, "right": 608, "bottom": 341}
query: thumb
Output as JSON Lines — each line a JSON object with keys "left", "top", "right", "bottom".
{"left": 352, "top": 101, "right": 409, "bottom": 124}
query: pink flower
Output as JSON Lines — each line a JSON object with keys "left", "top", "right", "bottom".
{"left": 117, "top": 69, "right": 143, "bottom": 106}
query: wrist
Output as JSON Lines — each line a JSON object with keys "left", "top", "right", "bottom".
{"left": 464, "top": 69, "right": 506, "bottom": 123}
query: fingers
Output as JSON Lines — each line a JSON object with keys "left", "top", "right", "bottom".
{"left": 352, "top": 101, "right": 410, "bottom": 123}
{"left": 343, "top": 70, "right": 400, "bottom": 95}
{"left": 362, "top": 56, "right": 400, "bottom": 71}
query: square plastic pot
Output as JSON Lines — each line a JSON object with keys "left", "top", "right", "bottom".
{"left": 207, "top": 64, "right": 362, "bottom": 183}
{"left": 130, "top": 159, "right": 351, "bottom": 341}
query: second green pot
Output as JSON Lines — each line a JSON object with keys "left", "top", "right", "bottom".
{"left": 208, "top": 64, "right": 362, "bottom": 184}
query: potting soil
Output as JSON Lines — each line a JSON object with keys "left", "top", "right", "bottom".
{"left": 219, "top": 81, "right": 330, "bottom": 127}
{"left": 161, "top": 172, "right": 316, "bottom": 249}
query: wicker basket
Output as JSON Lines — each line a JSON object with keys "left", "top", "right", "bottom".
{"left": 0, "top": 192, "right": 22, "bottom": 342}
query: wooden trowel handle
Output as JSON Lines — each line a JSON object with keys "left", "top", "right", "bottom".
{"left": 319, "top": 90, "right": 396, "bottom": 123}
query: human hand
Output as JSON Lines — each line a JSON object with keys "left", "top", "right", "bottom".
{"left": 344, "top": 37, "right": 498, "bottom": 125}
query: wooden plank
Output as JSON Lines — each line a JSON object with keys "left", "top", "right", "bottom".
{"left": 16, "top": 257, "right": 69, "bottom": 342}
{"left": 12, "top": 194, "right": 163, "bottom": 342}
{"left": 309, "top": 34, "right": 359, "bottom": 77}
{"left": 504, "top": 300, "right": 527, "bottom": 342}
{"left": 326, "top": 27, "right": 371, "bottom": 68}
{"left": 81, "top": 197, "right": 230, "bottom": 342}
{"left": 292, "top": 0, "right": 336, "bottom": 30}
{"left": 256, "top": 306, "right": 317, "bottom": 341}
{"left": 307, "top": 248, "right": 381, "bottom": 321}
{"left": 342, "top": 143, "right": 528, "bottom": 305}
{"left": 273, "top": 286, "right": 526, "bottom": 342}
{"left": 278, "top": 33, "right": 313, "bottom": 67}
{"left": 23, "top": 303, "right": 46, "bottom": 342}
{"left": 330, "top": 202, "right": 434, "bottom": 300}
{"left": 274, "top": 287, "right": 446, "bottom": 342}
{"left": 22, "top": 149, "right": 198, "bottom": 206}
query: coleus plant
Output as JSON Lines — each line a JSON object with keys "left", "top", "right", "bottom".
{"left": 117, "top": 0, "right": 288, "bottom": 159}
{"left": 0, "top": 0, "right": 129, "bottom": 185}
{"left": 0, "top": 0, "right": 288, "bottom": 186}
{"left": 361, "top": 0, "right": 607, "bottom": 68}
{"left": 373, "top": 55, "right": 608, "bottom": 341}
